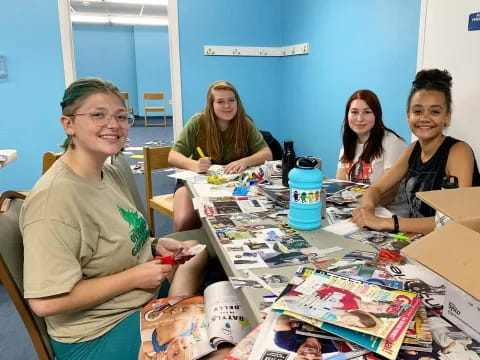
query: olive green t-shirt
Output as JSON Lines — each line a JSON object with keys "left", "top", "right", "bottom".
{"left": 172, "top": 113, "right": 267, "bottom": 164}
{"left": 20, "top": 159, "right": 156, "bottom": 343}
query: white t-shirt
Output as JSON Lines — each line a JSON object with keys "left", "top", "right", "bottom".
{"left": 337, "top": 130, "right": 407, "bottom": 184}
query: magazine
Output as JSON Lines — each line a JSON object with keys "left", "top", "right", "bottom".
{"left": 192, "top": 196, "right": 270, "bottom": 217}
{"left": 248, "top": 311, "right": 371, "bottom": 360}
{"left": 272, "top": 269, "right": 421, "bottom": 341}
{"left": 401, "top": 305, "right": 432, "bottom": 352}
{"left": 269, "top": 267, "right": 417, "bottom": 359}
{"left": 327, "top": 258, "right": 403, "bottom": 290}
{"left": 323, "top": 206, "right": 392, "bottom": 236}
{"left": 396, "top": 313, "right": 480, "bottom": 360}
{"left": 344, "top": 229, "right": 411, "bottom": 251}
{"left": 255, "top": 183, "right": 290, "bottom": 208}
{"left": 206, "top": 210, "right": 287, "bottom": 229}
{"left": 322, "top": 180, "right": 369, "bottom": 196}
{"left": 295, "top": 305, "right": 432, "bottom": 352}
{"left": 386, "top": 263, "right": 446, "bottom": 309}
{"left": 140, "top": 281, "right": 251, "bottom": 360}
{"left": 326, "top": 184, "right": 369, "bottom": 204}
{"left": 225, "top": 324, "right": 263, "bottom": 360}
{"left": 214, "top": 223, "right": 312, "bottom": 269}
{"left": 326, "top": 206, "right": 355, "bottom": 224}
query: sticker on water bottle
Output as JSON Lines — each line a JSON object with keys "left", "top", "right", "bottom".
{"left": 291, "top": 188, "right": 321, "bottom": 204}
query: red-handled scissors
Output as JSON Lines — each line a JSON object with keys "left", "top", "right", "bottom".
{"left": 153, "top": 247, "right": 185, "bottom": 265}
{"left": 377, "top": 248, "right": 404, "bottom": 263}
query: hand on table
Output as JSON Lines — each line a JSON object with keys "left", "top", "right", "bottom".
{"left": 351, "top": 207, "right": 392, "bottom": 231}
{"left": 224, "top": 159, "right": 248, "bottom": 174}
{"left": 196, "top": 157, "right": 211, "bottom": 173}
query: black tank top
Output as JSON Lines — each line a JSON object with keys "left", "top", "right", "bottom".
{"left": 405, "top": 136, "right": 480, "bottom": 218}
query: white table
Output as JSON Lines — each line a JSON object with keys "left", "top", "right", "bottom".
{"left": 0, "top": 149, "right": 17, "bottom": 168}
{"left": 186, "top": 180, "right": 375, "bottom": 326}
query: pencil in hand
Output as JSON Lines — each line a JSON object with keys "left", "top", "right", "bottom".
{"left": 196, "top": 147, "right": 206, "bottom": 158}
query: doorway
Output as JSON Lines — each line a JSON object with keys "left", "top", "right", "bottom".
{"left": 57, "top": 0, "right": 183, "bottom": 138}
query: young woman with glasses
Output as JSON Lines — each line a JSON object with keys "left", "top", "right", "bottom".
{"left": 20, "top": 77, "right": 208, "bottom": 360}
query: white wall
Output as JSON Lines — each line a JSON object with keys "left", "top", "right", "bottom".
{"left": 417, "top": 0, "right": 480, "bottom": 159}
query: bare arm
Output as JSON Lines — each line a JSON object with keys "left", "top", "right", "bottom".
{"left": 354, "top": 142, "right": 478, "bottom": 234}
{"left": 446, "top": 142, "right": 476, "bottom": 187}
{"left": 336, "top": 166, "right": 347, "bottom": 181}
{"left": 352, "top": 144, "right": 417, "bottom": 231}
{"left": 224, "top": 146, "right": 273, "bottom": 174}
{"left": 168, "top": 149, "right": 211, "bottom": 173}
{"left": 378, "top": 168, "right": 401, "bottom": 205}
{"left": 360, "top": 144, "right": 414, "bottom": 211}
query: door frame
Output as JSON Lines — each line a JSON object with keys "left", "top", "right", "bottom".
{"left": 57, "top": 0, "right": 183, "bottom": 138}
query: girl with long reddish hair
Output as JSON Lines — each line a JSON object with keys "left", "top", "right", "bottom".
{"left": 337, "top": 89, "right": 406, "bottom": 185}
{"left": 169, "top": 80, "right": 272, "bottom": 231}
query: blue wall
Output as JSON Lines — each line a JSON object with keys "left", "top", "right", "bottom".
{"left": 73, "top": 24, "right": 172, "bottom": 117}
{"left": 177, "top": 0, "right": 283, "bottom": 132}
{"left": 73, "top": 24, "right": 138, "bottom": 111}
{"left": 134, "top": 26, "right": 172, "bottom": 116}
{"left": 280, "top": 0, "right": 421, "bottom": 177}
{"left": 0, "top": 1, "right": 65, "bottom": 191}
{"left": 177, "top": 0, "right": 421, "bottom": 178}
{"left": 0, "top": 1, "right": 421, "bottom": 191}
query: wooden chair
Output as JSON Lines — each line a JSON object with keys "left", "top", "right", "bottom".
{"left": 0, "top": 191, "right": 55, "bottom": 360}
{"left": 42, "top": 151, "right": 62, "bottom": 174}
{"left": 143, "top": 146, "right": 174, "bottom": 236}
{"left": 120, "top": 91, "right": 135, "bottom": 127}
{"left": 143, "top": 92, "right": 167, "bottom": 127}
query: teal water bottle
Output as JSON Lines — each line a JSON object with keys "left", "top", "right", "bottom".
{"left": 288, "top": 157, "right": 323, "bottom": 230}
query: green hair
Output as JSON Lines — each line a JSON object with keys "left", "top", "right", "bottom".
{"left": 60, "top": 77, "right": 125, "bottom": 150}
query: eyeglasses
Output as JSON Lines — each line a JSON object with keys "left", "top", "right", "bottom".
{"left": 69, "top": 111, "right": 130, "bottom": 128}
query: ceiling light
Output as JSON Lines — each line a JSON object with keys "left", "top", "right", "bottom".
{"left": 110, "top": 15, "right": 168, "bottom": 26}
{"left": 71, "top": 14, "right": 109, "bottom": 24}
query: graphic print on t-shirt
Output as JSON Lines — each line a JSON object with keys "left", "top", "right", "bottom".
{"left": 117, "top": 206, "right": 149, "bottom": 255}
{"left": 346, "top": 160, "right": 372, "bottom": 184}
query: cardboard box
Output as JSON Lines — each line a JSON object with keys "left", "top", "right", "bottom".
{"left": 402, "top": 187, "right": 480, "bottom": 342}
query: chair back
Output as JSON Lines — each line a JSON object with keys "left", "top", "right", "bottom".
{"left": 143, "top": 146, "right": 173, "bottom": 233}
{"left": 42, "top": 151, "right": 62, "bottom": 174}
{"left": 0, "top": 191, "right": 54, "bottom": 360}
{"left": 120, "top": 91, "right": 135, "bottom": 126}
{"left": 143, "top": 92, "right": 165, "bottom": 101}
{"left": 143, "top": 146, "right": 171, "bottom": 202}
{"left": 143, "top": 93, "right": 167, "bottom": 127}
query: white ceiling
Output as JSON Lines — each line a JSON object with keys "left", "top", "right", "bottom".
{"left": 70, "top": 0, "right": 168, "bottom": 25}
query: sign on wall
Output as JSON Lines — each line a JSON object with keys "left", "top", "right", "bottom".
{"left": 468, "top": 12, "right": 480, "bottom": 31}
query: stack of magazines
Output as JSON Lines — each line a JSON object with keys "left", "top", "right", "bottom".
{"left": 225, "top": 267, "right": 480, "bottom": 360}
{"left": 249, "top": 267, "right": 422, "bottom": 360}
